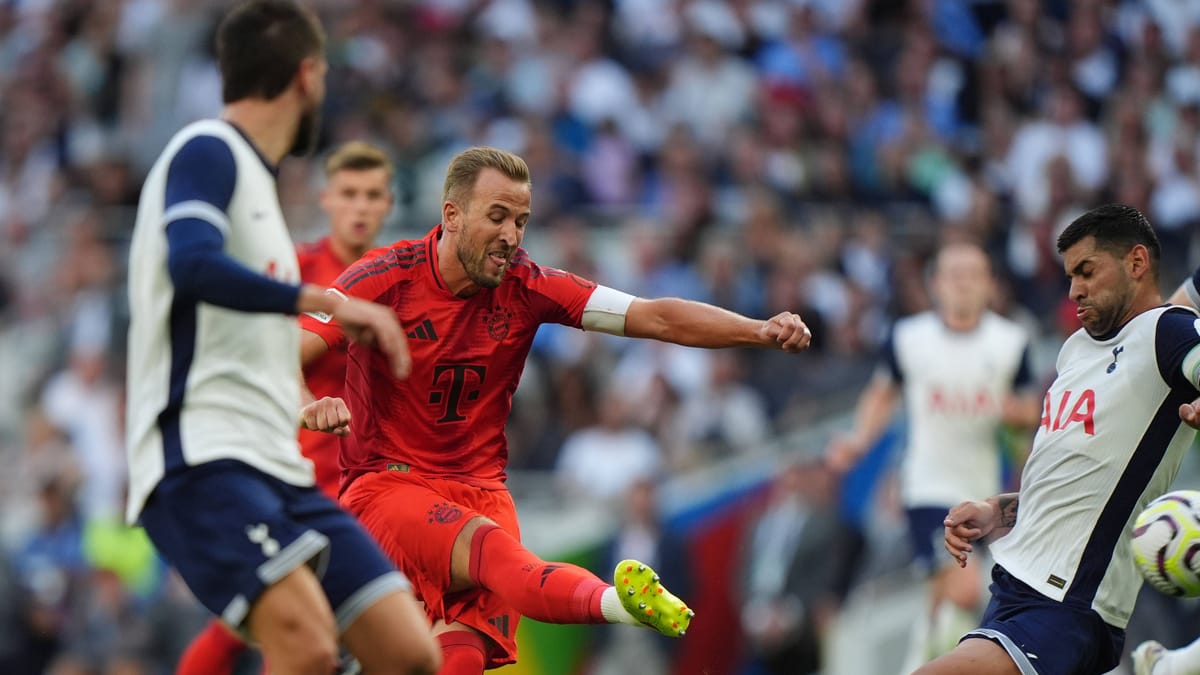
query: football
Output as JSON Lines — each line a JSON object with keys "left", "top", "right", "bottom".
{"left": 1132, "top": 490, "right": 1200, "bottom": 597}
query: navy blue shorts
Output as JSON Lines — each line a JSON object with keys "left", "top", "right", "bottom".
{"left": 907, "top": 506, "right": 952, "bottom": 573}
{"left": 963, "top": 565, "right": 1124, "bottom": 675}
{"left": 140, "top": 460, "right": 410, "bottom": 631}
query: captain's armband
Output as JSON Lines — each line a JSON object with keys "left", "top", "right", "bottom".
{"left": 581, "top": 285, "right": 636, "bottom": 336}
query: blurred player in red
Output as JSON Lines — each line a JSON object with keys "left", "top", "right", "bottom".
{"left": 298, "top": 146, "right": 813, "bottom": 674}
{"left": 176, "top": 140, "right": 393, "bottom": 675}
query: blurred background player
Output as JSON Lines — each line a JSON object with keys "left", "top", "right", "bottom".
{"left": 929, "top": 204, "right": 1200, "bottom": 675}
{"left": 1128, "top": 264, "right": 1200, "bottom": 675}
{"left": 123, "top": 2, "right": 437, "bottom": 674}
{"left": 176, "top": 139, "right": 394, "bottom": 675}
{"left": 298, "top": 141, "right": 394, "bottom": 498}
{"left": 825, "top": 241, "right": 1040, "bottom": 671}
{"left": 297, "top": 146, "right": 812, "bottom": 674}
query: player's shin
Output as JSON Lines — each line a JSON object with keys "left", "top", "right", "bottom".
{"left": 468, "top": 523, "right": 608, "bottom": 624}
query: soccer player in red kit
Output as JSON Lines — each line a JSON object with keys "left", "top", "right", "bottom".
{"left": 299, "top": 147, "right": 813, "bottom": 674}
{"left": 296, "top": 141, "right": 393, "bottom": 498}
{"left": 176, "top": 140, "right": 394, "bottom": 675}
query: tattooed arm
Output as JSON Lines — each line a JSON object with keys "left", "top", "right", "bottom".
{"left": 943, "top": 492, "right": 1019, "bottom": 568}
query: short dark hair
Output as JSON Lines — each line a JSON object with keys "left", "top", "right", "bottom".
{"left": 1056, "top": 204, "right": 1160, "bottom": 271}
{"left": 216, "top": 0, "right": 325, "bottom": 104}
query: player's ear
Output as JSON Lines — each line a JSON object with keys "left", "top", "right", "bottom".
{"left": 442, "top": 200, "right": 460, "bottom": 231}
{"left": 296, "top": 55, "right": 324, "bottom": 101}
{"left": 1127, "top": 244, "right": 1151, "bottom": 279}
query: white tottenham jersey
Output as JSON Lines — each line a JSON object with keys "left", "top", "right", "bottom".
{"left": 125, "top": 120, "right": 313, "bottom": 523}
{"left": 886, "top": 311, "right": 1032, "bottom": 508}
{"left": 991, "top": 305, "right": 1200, "bottom": 628}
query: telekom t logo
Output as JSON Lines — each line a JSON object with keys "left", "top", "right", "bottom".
{"left": 430, "top": 364, "right": 487, "bottom": 423}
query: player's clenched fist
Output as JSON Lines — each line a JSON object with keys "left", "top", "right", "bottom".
{"left": 300, "top": 396, "right": 352, "bottom": 436}
{"left": 943, "top": 500, "right": 995, "bottom": 568}
{"left": 759, "top": 311, "right": 812, "bottom": 352}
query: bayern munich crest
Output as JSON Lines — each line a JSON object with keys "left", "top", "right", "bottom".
{"left": 484, "top": 305, "right": 513, "bottom": 341}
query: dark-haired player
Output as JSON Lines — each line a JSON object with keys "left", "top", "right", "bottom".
{"left": 920, "top": 205, "right": 1200, "bottom": 675}
{"left": 125, "top": 2, "right": 437, "bottom": 673}
{"left": 176, "top": 139, "right": 396, "bottom": 674}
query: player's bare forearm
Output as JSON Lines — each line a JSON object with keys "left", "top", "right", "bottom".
{"left": 300, "top": 329, "right": 331, "bottom": 367}
{"left": 987, "top": 492, "right": 1020, "bottom": 535}
{"left": 853, "top": 375, "right": 898, "bottom": 447}
{"left": 296, "top": 283, "right": 341, "bottom": 316}
{"left": 1001, "top": 393, "right": 1042, "bottom": 428}
{"left": 300, "top": 378, "right": 316, "bottom": 408}
{"left": 827, "top": 375, "right": 897, "bottom": 472}
{"left": 624, "top": 297, "right": 810, "bottom": 351}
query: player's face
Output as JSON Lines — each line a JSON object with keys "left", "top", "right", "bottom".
{"left": 1062, "top": 236, "right": 1137, "bottom": 337}
{"left": 290, "top": 56, "right": 327, "bottom": 157}
{"left": 453, "top": 168, "right": 531, "bottom": 289}
{"left": 321, "top": 168, "right": 391, "bottom": 252}
{"left": 933, "top": 246, "right": 992, "bottom": 320}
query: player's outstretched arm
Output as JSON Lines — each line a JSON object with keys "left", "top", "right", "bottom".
{"left": 623, "top": 297, "right": 811, "bottom": 352}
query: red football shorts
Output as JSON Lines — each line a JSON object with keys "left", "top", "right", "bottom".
{"left": 340, "top": 469, "right": 522, "bottom": 668}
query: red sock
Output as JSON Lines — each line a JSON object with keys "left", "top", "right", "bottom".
{"left": 468, "top": 524, "right": 607, "bottom": 624}
{"left": 177, "top": 619, "right": 248, "bottom": 675}
{"left": 436, "top": 631, "right": 486, "bottom": 675}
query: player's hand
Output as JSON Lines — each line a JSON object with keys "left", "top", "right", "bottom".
{"left": 331, "top": 297, "right": 411, "bottom": 379}
{"left": 824, "top": 433, "right": 865, "bottom": 474}
{"left": 943, "top": 500, "right": 995, "bottom": 568}
{"left": 759, "top": 312, "right": 812, "bottom": 352}
{"left": 299, "top": 396, "right": 351, "bottom": 436}
{"left": 1181, "top": 397, "right": 1200, "bottom": 430}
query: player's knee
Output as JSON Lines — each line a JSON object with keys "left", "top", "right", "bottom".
{"left": 264, "top": 628, "right": 339, "bottom": 675}
{"left": 255, "top": 610, "right": 339, "bottom": 674}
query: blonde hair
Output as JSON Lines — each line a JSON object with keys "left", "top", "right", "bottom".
{"left": 443, "top": 146, "right": 530, "bottom": 205}
{"left": 324, "top": 141, "right": 393, "bottom": 179}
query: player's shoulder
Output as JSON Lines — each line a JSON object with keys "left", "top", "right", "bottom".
{"left": 505, "top": 249, "right": 597, "bottom": 294}
{"left": 157, "top": 120, "right": 248, "bottom": 179}
{"left": 164, "top": 119, "right": 240, "bottom": 155}
{"left": 892, "top": 310, "right": 938, "bottom": 338}
{"left": 295, "top": 238, "right": 327, "bottom": 258}
{"left": 338, "top": 238, "right": 427, "bottom": 289}
{"left": 980, "top": 311, "right": 1030, "bottom": 341}
{"left": 1154, "top": 305, "right": 1200, "bottom": 340}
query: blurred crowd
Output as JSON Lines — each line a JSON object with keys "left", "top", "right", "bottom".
{"left": 3, "top": 0, "right": 1200, "bottom": 672}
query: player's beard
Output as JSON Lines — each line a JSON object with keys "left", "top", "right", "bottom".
{"left": 1080, "top": 277, "right": 1134, "bottom": 337}
{"left": 457, "top": 232, "right": 508, "bottom": 289}
{"left": 288, "top": 104, "right": 321, "bottom": 157}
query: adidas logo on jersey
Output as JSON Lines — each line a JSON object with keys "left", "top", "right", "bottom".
{"left": 407, "top": 318, "right": 439, "bottom": 341}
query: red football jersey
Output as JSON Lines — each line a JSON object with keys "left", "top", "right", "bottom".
{"left": 300, "top": 226, "right": 598, "bottom": 492}
{"left": 296, "top": 237, "right": 355, "bottom": 497}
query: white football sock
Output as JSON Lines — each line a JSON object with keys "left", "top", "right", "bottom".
{"left": 599, "top": 586, "right": 640, "bottom": 626}
{"left": 1162, "top": 636, "right": 1200, "bottom": 675}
